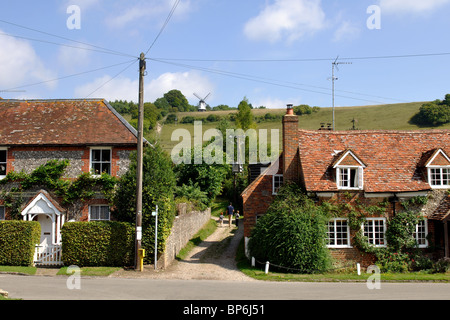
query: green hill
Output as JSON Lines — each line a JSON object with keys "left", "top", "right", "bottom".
{"left": 153, "top": 101, "right": 450, "bottom": 153}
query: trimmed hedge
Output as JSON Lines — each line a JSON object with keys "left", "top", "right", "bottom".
{"left": 61, "top": 221, "right": 135, "bottom": 267}
{"left": 0, "top": 221, "right": 41, "bottom": 266}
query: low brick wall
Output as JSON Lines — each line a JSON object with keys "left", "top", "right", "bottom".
{"left": 158, "top": 204, "right": 211, "bottom": 269}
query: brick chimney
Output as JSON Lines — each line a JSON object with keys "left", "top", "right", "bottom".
{"left": 282, "top": 104, "right": 299, "bottom": 182}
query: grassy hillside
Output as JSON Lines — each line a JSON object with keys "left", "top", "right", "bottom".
{"left": 149, "top": 101, "right": 450, "bottom": 153}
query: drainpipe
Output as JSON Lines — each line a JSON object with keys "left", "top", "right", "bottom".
{"left": 390, "top": 193, "right": 398, "bottom": 216}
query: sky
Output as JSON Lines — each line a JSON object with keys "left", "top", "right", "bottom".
{"left": 1, "top": 0, "right": 450, "bottom": 110}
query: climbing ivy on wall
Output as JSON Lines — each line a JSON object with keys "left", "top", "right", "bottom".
{"left": 322, "top": 193, "right": 432, "bottom": 272}
{"left": 0, "top": 160, "right": 118, "bottom": 219}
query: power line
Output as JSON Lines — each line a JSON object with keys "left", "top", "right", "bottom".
{"left": 149, "top": 58, "right": 407, "bottom": 104}
{"left": 151, "top": 51, "right": 450, "bottom": 63}
{"left": 84, "top": 59, "right": 138, "bottom": 99}
{"left": 145, "top": 0, "right": 180, "bottom": 55}
{"left": 0, "top": 19, "right": 136, "bottom": 58}
{"left": 0, "top": 59, "right": 137, "bottom": 92}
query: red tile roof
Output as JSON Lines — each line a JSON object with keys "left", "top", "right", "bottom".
{"left": 298, "top": 129, "right": 450, "bottom": 193}
{"left": 0, "top": 99, "right": 138, "bottom": 146}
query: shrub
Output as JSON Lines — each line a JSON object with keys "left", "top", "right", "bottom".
{"left": 0, "top": 221, "right": 40, "bottom": 266}
{"left": 248, "top": 183, "right": 331, "bottom": 273}
{"left": 432, "top": 257, "right": 450, "bottom": 273}
{"left": 61, "top": 221, "right": 134, "bottom": 267}
{"left": 113, "top": 145, "right": 177, "bottom": 264}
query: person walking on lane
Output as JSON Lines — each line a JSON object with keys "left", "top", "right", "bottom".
{"left": 227, "top": 202, "right": 234, "bottom": 227}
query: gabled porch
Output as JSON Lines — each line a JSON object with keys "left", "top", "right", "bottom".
{"left": 21, "top": 190, "right": 65, "bottom": 266}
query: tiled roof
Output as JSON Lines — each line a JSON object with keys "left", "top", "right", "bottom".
{"left": 0, "top": 99, "right": 138, "bottom": 146}
{"left": 298, "top": 129, "right": 450, "bottom": 193}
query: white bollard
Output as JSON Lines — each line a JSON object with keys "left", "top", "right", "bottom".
{"left": 251, "top": 256, "right": 255, "bottom": 267}
{"left": 357, "top": 263, "right": 361, "bottom": 276}
{"left": 265, "top": 261, "right": 270, "bottom": 274}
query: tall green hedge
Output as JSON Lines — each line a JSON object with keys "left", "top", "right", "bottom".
{"left": 0, "top": 221, "right": 41, "bottom": 266}
{"left": 61, "top": 221, "right": 134, "bottom": 267}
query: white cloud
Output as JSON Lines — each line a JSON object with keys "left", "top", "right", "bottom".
{"left": 146, "top": 71, "right": 214, "bottom": 104}
{"left": 57, "top": 44, "right": 91, "bottom": 72}
{"left": 74, "top": 71, "right": 214, "bottom": 103}
{"left": 106, "top": 0, "right": 193, "bottom": 29}
{"left": 379, "top": 0, "right": 450, "bottom": 14}
{"left": 0, "top": 31, "right": 56, "bottom": 90}
{"left": 243, "top": 0, "right": 326, "bottom": 44}
{"left": 333, "top": 21, "right": 360, "bottom": 42}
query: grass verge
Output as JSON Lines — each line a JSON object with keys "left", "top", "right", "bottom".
{"left": 176, "top": 218, "right": 218, "bottom": 260}
{"left": 57, "top": 266, "right": 120, "bottom": 277}
{"left": 235, "top": 238, "right": 450, "bottom": 282}
{"left": 0, "top": 265, "right": 36, "bottom": 275}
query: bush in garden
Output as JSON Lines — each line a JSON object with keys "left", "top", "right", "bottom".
{"left": 248, "top": 183, "right": 331, "bottom": 273}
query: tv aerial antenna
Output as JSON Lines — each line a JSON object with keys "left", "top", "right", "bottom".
{"left": 193, "top": 92, "right": 210, "bottom": 112}
{"left": 330, "top": 56, "right": 352, "bottom": 131}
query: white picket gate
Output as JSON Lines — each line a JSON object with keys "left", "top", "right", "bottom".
{"left": 34, "top": 244, "right": 63, "bottom": 266}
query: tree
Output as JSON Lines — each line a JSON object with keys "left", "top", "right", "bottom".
{"left": 164, "top": 89, "right": 191, "bottom": 112}
{"left": 235, "top": 97, "right": 255, "bottom": 130}
{"left": 113, "top": 145, "right": 176, "bottom": 264}
{"left": 411, "top": 94, "right": 450, "bottom": 126}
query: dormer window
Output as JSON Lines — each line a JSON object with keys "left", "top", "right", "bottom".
{"left": 332, "top": 150, "right": 366, "bottom": 190}
{"left": 425, "top": 149, "right": 450, "bottom": 189}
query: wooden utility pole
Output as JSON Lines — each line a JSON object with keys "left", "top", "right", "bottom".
{"left": 135, "top": 52, "right": 146, "bottom": 270}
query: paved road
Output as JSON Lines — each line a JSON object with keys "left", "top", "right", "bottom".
{"left": 1, "top": 274, "right": 450, "bottom": 300}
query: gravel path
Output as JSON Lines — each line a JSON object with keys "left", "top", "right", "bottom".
{"left": 111, "top": 218, "right": 255, "bottom": 281}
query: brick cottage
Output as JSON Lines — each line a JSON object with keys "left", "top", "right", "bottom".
{"left": 0, "top": 99, "right": 138, "bottom": 264}
{"left": 242, "top": 104, "right": 450, "bottom": 266}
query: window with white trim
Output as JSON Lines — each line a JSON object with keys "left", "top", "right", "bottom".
{"left": 327, "top": 218, "right": 351, "bottom": 248}
{"left": 89, "top": 205, "right": 110, "bottom": 221}
{"left": 0, "top": 206, "right": 4, "bottom": 220}
{"left": 336, "top": 167, "right": 364, "bottom": 189}
{"left": 0, "top": 149, "right": 7, "bottom": 177}
{"left": 272, "top": 174, "right": 283, "bottom": 195}
{"left": 363, "top": 218, "right": 386, "bottom": 247}
{"left": 414, "top": 219, "right": 428, "bottom": 248}
{"left": 428, "top": 167, "right": 450, "bottom": 188}
{"left": 90, "top": 148, "right": 111, "bottom": 175}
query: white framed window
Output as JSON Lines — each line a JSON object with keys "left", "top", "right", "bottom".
{"left": 0, "top": 206, "right": 5, "bottom": 220}
{"left": 90, "top": 147, "right": 112, "bottom": 175}
{"left": 327, "top": 218, "right": 351, "bottom": 248}
{"left": 336, "top": 167, "right": 363, "bottom": 190}
{"left": 272, "top": 174, "right": 283, "bottom": 195}
{"left": 428, "top": 167, "right": 450, "bottom": 188}
{"left": 0, "top": 148, "right": 7, "bottom": 178}
{"left": 363, "top": 218, "right": 386, "bottom": 247}
{"left": 414, "top": 219, "right": 428, "bottom": 248}
{"left": 89, "top": 205, "right": 110, "bottom": 221}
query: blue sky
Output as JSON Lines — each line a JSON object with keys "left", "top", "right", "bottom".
{"left": 1, "top": 0, "right": 450, "bottom": 109}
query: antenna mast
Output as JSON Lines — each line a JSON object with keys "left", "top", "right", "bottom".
{"left": 331, "top": 56, "right": 352, "bottom": 131}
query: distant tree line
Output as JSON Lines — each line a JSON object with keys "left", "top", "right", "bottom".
{"left": 411, "top": 94, "right": 450, "bottom": 126}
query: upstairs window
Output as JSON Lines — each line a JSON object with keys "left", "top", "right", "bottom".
{"left": 425, "top": 149, "right": 450, "bottom": 189}
{"left": 0, "top": 149, "right": 6, "bottom": 177}
{"left": 90, "top": 148, "right": 111, "bottom": 175}
{"left": 428, "top": 167, "right": 450, "bottom": 187}
{"left": 333, "top": 150, "right": 365, "bottom": 190}
{"left": 337, "top": 167, "right": 362, "bottom": 189}
{"left": 272, "top": 174, "right": 283, "bottom": 195}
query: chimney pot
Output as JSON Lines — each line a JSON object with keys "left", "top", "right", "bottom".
{"left": 286, "top": 104, "right": 294, "bottom": 115}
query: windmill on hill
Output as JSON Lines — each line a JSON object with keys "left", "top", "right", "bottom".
{"left": 193, "top": 92, "right": 210, "bottom": 112}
